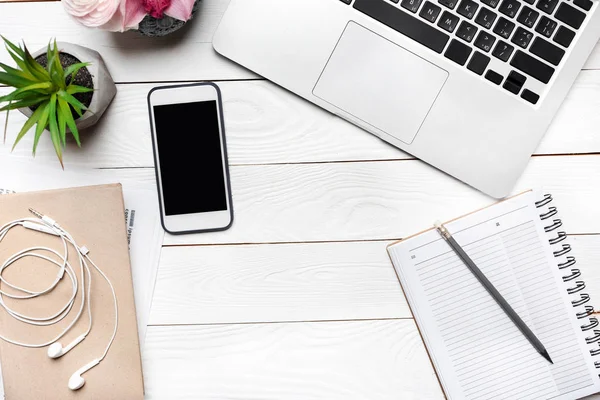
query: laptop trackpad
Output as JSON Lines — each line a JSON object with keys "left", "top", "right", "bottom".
{"left": 313, "top": 22, "right": 448, "bottom": 145}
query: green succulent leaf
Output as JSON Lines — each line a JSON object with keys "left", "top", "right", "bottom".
{"left": 0, "top": 62, "right": 32, "bottom": 80}
{"left": 1, "top": 82, "right": 53, "bottom": 103}
{"left": 1, "top": 36, "right": 25, "bottom": 58}
{"left": 47, "top": 98, "right": 63, "bottom": 168}
{"left": 3, "top": 106, "right": 9, "bottom": 144}
{"left": 56, "top": 96, "right": 80, "bottom": 147}
{"left": 66, "top": 85, "right": 93, "bottom": 95}
{"left": 24, "top": 46, "right": 50, "bottom": 81}
{"left": 64, "top": 62, "right": 89, "bottom": 83}
{"left": 11, "top": 101, "right": 47, "bottom": 151}
{"left": 57, "top": 90, "right": 86, "bottom": 116}
{"left": 0, "top": 71, "right": 35, "bottom": 88}
{"left": 0, "top": 96, "right": 51, "bottom": 112}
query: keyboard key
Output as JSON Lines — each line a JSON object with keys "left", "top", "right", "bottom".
{"left": 456, "top": 21, "right": 478, "bottom": 42}
{"left": 420, "top": 1, "right": 442, "bottom": 22}
{"left": 402, "top": 0, "right": 424, "bottom": 12}
{"left": 475, "top": 8, "right": 497, "bottom": 29}
{"left": 481, "top": 0, "right": 500, "bottom": 8}
{"left": 522, "top": 0, "right": 535, "bottom": 5}
{"left": 508, "top": 70, "right": 527, "bottom": 85}
{"left": 457, "top": 0, "right": 479, "bottom": 18}
{"left": 492, "top": 40, "right": 514, "bottom": 61}
{"left": 475, "top": 31, "right": 496, "bottom": 52}
{"left": 503, "top": 70, "right": 526, "bottom": 94}
{"left": 517, "top": 6, "right": 539, "bottom": 28}
{"left": 555, "top": 3, "right": 586, "bottom": 29}
{"left": 445, "top": 39, "right": 472, "bottom": 65}
{"left": 521, "top": 89, "right": 540, "bottom": 104}
{"left": 511, "top": 27, "right": 534, "bottom": 48}
{"left": 536, "top": 0, "right": 559, "bottom": 14}
{"left": 354, "top": 0, "right": 450, "bottom": 54}
{"left": 535, "top": 16, "right": 557, "bottom": 37}
{"left": 574, "top": 0, "right": 593, "bottom": 11}
{"left": 530, "top": 37, "right": 565, "bottom": 65}
{"left": 493, "top": 17, "right": 515, "bottom": 39}
{"left": 439, "top": 0, "right": 458, "bottom": 9}
{"left": 468, "top": 51, "right": 491, "bottom": 75}
{"left": 554, "top": 26, "right": 576, "bottom": 47}
{"left": 503, "top": 80, "right": 521, "bottom": 94}
{"left": 485, "top": 70, "right": 504, "bottom": 84}
{"left": 511, "top": 50, "right": 555, "bottom": 83}
{"left": 499, "top": 0, "right": 520, "bottom": 18}
{"left": 438, "top": 11, "right": 460, "bottom": 32}
{"left": 340, "top": 0, "right": 352, "bottom": 4}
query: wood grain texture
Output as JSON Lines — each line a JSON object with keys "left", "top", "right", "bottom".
{"left": 0, "top": 0, "right": 598, "bottom": 84}
{"left": 2, "top": 74, "right": 600, "bottom": 168}
{"left": 150, "top": 235, "right": 600, "bottom": 325}
{"left": 144, "top": 320, "right": 444, "bottom": 400}
{"left": 159, "top": 156, "right": 600, "bottom": 245}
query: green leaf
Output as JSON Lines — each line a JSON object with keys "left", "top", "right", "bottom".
{"left": 0, "top": 62, "right": 32, "bottom": 80}
{"left": 6, "top": 48, "right": 36, "bottom": 81}
{"left": 0, "top": 71, "right": 35, "bottom": 88}
{"left": 64, "top": 62, "right": 89, "bottom": 82}
{"left": 0, "top": 96, "right": 50, "bottom": 112}
{"left": 1, "top": 36, "right": 25, "bottom": 58}
{"left": 3, "top": 106, "right": 9, "bottom": 144}
{"left": 48, "top": 99, "right": 63, "bottom": 168}
{"left": 0, "top": 87, "right": 48, "bottom": 103}
{"left": 0, "top": 82, "right": 53, "bottom": 102}
{"left": 66, "top": 85, "right": 93, "bottom": 95}
{"left": 23, "top": 45, "right": 49, "bottom": 82}
{"left": 56, "top": 102, "right": 67, "bottom": 146}
{"left": 58, "top": 97, "right": 80, "bottom": 147}
{"left": 58, "top": 90, "right": 85, "bottom": 116}
{"left": 11, "top": 101, "right": 46, "bottom": 151}
{"left": 48, "top": 93, "right": 59, "bottom": 146}
{"left": 34, "top": 101, "right": 51, "bottom": 150}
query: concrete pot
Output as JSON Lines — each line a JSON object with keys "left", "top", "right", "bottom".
{"left": 19, "top": 42, "right": 116, "bottom": 132}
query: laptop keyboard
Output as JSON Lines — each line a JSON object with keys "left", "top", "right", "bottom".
{"left": 340, "top": 0, "right": 593, "bottom": 105}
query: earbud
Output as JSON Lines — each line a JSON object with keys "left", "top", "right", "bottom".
{"left": 68, "top": 359, "right": 100, "bottom": 390}
{"left": 47, "top": 334, "right": 87, "bottom": 359}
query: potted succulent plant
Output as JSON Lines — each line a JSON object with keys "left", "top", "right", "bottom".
{"left": 0, "top": 38, "right": 116, "bottom": 167}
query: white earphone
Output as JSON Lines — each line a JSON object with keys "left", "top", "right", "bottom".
{"left": 47, "top": 333, "right": 87, "bottom": 359}
{"left": 0, "top": 209, "right": 118, "bottom": 391}
{"left": 68, "top": 359, "right": 101, "bottom": 390}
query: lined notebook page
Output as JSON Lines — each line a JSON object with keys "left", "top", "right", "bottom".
{"left": 388, "top": 192, "right": 600, "bottom": 400}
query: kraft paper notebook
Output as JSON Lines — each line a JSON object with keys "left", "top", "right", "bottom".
{"left": 387, "top": 191, "right": 600, "bottom": 400}
{"left": 0, "top": 184, "right": 143, "bottom": 399}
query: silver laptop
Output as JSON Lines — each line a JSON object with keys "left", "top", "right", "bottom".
{"left": 213, "top": 0, "right": 600, "bottom": 198}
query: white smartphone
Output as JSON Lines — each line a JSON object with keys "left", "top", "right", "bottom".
{"left": 148, "top": 83, "right": 233, "bottom": 234}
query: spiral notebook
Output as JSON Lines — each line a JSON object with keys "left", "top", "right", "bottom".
{"left": 387, "top": 191, "right": 600, "bottom": 400}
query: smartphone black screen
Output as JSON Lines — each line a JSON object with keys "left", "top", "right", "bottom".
{"left": 153, "top": 100, "right": 227, "bottom": 216}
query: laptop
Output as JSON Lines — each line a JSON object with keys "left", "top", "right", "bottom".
{"left": 213, "top": 0, "right": 600, "bottom": 198}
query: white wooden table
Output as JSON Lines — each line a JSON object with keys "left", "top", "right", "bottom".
{"left": 1, "top": 1, "right": 599, "bottom": 398}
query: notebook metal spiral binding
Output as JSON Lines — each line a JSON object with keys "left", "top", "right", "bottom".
{"left": 536, "top": 194, "right": 599, "bottom": 373}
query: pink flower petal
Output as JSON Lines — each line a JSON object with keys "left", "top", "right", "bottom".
{"left": 100, "top": 0, "right": 146, "bottom": 31}
{"left": 164, "top": 0, "right": 194, "bottom": 21}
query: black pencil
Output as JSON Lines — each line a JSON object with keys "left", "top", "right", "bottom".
{"left": 435, "top": 221, "right": 553, "bottom": 364}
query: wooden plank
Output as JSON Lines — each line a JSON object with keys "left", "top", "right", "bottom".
{"left": 156, "top": 156, "right": 600, "bottom": 245}
{"left": 0, "top": 0, "right": 256, "bottom": 82}
{"left": 143, "top": 320, "right": 444, "bottom": 400}
{"left": 2, "top": 72, "right": 600, "bottom": 169}
{"left": 0, "top": 0, "right": 598, "bottom": 84}
{"left": 150, "top": 235, "right": 600, "bottom": 325}
{"left": 0, "top": 158, "right": 595, "bottom": 245}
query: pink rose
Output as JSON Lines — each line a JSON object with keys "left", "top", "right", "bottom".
{"left": 102, "top": 0, "right": 196, "bottom": 31}
{"left": 62, "top": 0, "right": 121, "bottom": 28}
